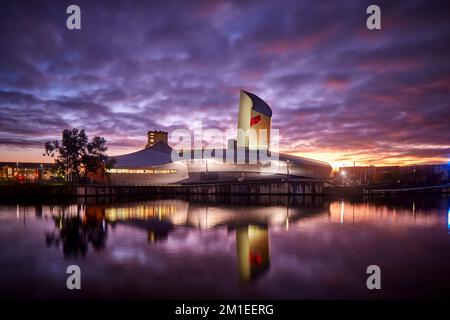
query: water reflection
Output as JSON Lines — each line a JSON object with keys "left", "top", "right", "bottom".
{"left": 2, "top": 195, "right": 449, "bottom": 299}
{"left": 447, "top": 209, "right": 450, "bottom": 234}
{"left": 236, "top": 225, "right": 270, "bottom": 283}
{"left": 46, "top": 204, "right": 107, "bottom": 256}
{"left": 40, "top": 195, "right": 450, "bottom": 285}
{"left": 44, "top": 196, "right": 325, "bottom": 282}
{"left": 108, "top": 200, "right": 276, "bottom": 283}
{"left": 102, "top": 195, "right": 326, "bottom": 229}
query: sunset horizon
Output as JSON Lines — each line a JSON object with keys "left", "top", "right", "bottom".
{"left": 1, "top": 130, "right": 448, "bottom": 169}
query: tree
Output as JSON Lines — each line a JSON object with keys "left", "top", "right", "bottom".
{"left": 44, "top": 128, "right": 115, "bottom": 182}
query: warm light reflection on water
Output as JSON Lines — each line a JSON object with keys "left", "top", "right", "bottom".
{"left": 0, "top": 195, "right": 449, "bottom": 299}
{"left": 328, "top": 201, "right": 443, "bottom": 226}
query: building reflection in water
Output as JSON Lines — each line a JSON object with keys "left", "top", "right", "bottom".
{"left": 43, "top": 196, "right": 327, "bottom": 282}
{"left": 104, "top": 199, "right": 274, "bottom": 282}
{"left": 236, "top": 225, "right": 270, "bottom": 283}
{"left": 447, "top": 208, "right": 450, "bottom": 234}
{"left": 104, "top": 199, "right": 275, "bottom": 283}
{"left": 41, "top": 195, "right": 449, "bottom": 282}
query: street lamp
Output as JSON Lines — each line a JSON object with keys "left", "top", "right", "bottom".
{"left": 340, "top": 170, "right": 346, "bottom": 186}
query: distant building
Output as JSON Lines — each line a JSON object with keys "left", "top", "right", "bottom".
{"left": 0, "top": 162, "right": 55, "bottom": 182}
{"left": 336, "top": 164, "right": 449, "bottom": 185}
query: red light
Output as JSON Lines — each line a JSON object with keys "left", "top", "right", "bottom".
{"left": 249, "top": 251, "right": 262, "bottom": 266}
{"left": 250, "top": 115, "right": 261, "bottom": 126}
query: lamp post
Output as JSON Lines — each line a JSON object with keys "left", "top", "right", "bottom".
{"left": 341, "top": 170, "right": 346, "bottom": 186}
{"left": 102, "top": 159, "right": 106, "bottom": 184}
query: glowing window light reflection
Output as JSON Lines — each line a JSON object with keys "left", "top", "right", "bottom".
{"left": 340, "top": 200, "right": 345, "bottom": 224}
{"left": 105, "top": 205, "right": 177, "bottom": 221}
{"left": 447, "top": 209, "right": 450, "bottom": 230}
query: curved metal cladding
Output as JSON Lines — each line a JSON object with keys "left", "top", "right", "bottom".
{"left": 109, "top": 143, "right": 189, "bottom": 184}
{"left": 183, "top": 149, "right": 332, "bottom": 182}
{"left": 237, "top": 90, "right": 272, "bottom": 150}
{"left": 109, "top": 146, "right": 332, "bottom": 184}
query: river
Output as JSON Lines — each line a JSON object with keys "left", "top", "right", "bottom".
{"left": 0, "top": 195, "right": 449, "bottom": 299}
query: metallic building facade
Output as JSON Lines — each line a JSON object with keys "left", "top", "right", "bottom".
{"left": 109, "top": 91, "right": 332, "bottom": 184}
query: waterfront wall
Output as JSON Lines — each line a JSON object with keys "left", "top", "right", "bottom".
{"left": 77, "top": 180, "right": 324, "bottom": 196}
{"left": 0, "top": 184, "right": 77, "bottom": 198}
{"left": 2, "top": 181, "right": 447, "bottom": 199}
{"left": 0, "top": 180, "right": 324, "bottom": 198}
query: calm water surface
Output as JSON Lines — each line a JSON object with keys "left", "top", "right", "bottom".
{"left": 1, "top": 195, "right": 449, "bottom": 299}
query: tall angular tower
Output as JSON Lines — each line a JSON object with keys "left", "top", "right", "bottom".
{"left": 237, "top": 90, "right": 272, "bottom": 149}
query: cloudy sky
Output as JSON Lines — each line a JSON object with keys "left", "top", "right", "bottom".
{"left": 0, "top": 0, "right": 449, "bottom": 167}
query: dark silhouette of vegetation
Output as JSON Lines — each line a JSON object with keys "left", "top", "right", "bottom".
{"left": 45, "top": 205, "right": 108, "bottom": 256}
{"left": 43, "top": 128, "right": 115, "bottom": 182}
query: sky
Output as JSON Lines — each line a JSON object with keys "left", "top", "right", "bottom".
{"left": 0, "top": 0, "right": 449, "bottom": 168}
